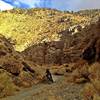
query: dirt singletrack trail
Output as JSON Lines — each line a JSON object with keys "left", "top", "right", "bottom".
{"left": 1, "top": 76, "right": 84, "bottom": 100}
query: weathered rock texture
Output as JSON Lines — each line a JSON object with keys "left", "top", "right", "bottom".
{"left": 22, "top": 41, "right": 65, "bottom": 65}
{"left": 0, "top": 35, "right": 44, "bottom": 98}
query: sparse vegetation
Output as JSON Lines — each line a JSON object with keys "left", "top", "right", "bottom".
{"left": 0, "top": 8, "right": 100, "bottom": 99}
{"left": 0, "top": 69, "right": 19, "bottom": 98}
{"left": 82, "top": 63, "right": 100, "bottom": 100}
{"left": 0, "top": 8, "right": 89, "bottom": 51}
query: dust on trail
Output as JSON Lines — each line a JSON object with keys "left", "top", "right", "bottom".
{"left": 1, "top": 76, "right": 84, "bottom": 100}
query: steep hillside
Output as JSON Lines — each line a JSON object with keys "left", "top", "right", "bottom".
{"left": 0, "top": 34, "right": 22, "bottom": 97}
{"left": 22, "top": 21, "right": 89, "bottom": 65}
{"left": 0, "top": 8, "right": 89, "bottom": 51}
{"left": 0, "top": 34, "right": 45, "bottom": 98}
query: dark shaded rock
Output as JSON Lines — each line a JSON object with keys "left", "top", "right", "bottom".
{"left": 2, "top": 59, "right": 23, "bottom": 76}
{"left": 22, "top": 62, "right": 35, "bottom": 73}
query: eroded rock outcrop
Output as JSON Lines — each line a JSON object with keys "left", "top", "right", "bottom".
{"left": 0, "top": 35, "right": 43, "bottom": 98}
{"left": 80, "top": 20, "right": 100, "bottom": 64}
{"left": 0, "top": 35, "right": 23, "bottom": 75}
{"left": 22, "top": 41, "right": 65, "bottom": 65}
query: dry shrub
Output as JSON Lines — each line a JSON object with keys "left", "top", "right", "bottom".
{"left": 83, "top": 83, "right": 95, "bottom": 100}
{"left": 70, "top": 63, "right": 89, "bottom": 83}
{"left": 83, "top": 83, "right": 100, "bottom": 100}
{"left": 0, "top": 69, "right": 19, "bottom": 98}
{"left": 73, "top": 59, "right": 88, "bottom": 69}
{"left": 83, "top": 63, "right": 100, "bottom": 99}
{"left": 89, "top": 63, "right": 100, "bottom": 78}
{"left": 88, "top": 63, "right": 100, "bottom": 92}
{"left": 67, "top": 59, "right": 88, "bottom": 73}
{"left": 93, "top": 94, "right": 100, "bottom": 100}
{"left": 13, "top": 71, "right": 35, "bottom": 88}
{"left": 13, "top": 70, "right": 44, "bottom": 88}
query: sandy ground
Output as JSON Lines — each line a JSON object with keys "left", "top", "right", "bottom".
{"left": 1, "top": 75, "right": 84, "bottom": 100}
